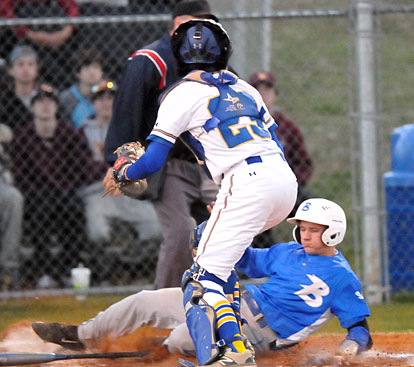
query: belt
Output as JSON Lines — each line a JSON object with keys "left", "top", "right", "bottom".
{"left": 245, "top": 156, "right": 262, "bottom": 165}
{"left": 220, "top": 155, "right": 263, "bottom": 181}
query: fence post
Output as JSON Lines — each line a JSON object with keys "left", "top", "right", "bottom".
{"left": 230, "top": 0, "right": 247, "bottom": 77}
{"left": 262, "top": 0, "right": 272, "bottom": 71}
{"left": 354, "top": 0, "right": 383, "bottom": 304}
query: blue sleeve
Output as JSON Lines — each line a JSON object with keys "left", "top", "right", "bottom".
{"left": 236, "top": 246, "right": 276, "bottom": 278}
{"left": 330, "top": 273, "right": 371, "bottom": 329}
{"left": 126, "top": 139, "right": 172, "bottom": 180}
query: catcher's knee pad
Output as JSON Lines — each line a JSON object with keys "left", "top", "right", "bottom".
{"left": 183, "top": 280, "right": 223, "bottom": 366}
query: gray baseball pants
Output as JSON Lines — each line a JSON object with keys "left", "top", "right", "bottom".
{"left": 78, "top": 287, "right": 277, "bottom": 354}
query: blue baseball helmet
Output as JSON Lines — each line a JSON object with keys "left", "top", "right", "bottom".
{"left": 171, "top": 19, "right": 232, "bottom": 76}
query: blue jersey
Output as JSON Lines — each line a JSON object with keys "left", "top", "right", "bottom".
{"left": 237, "top": 242, "right": 370, "bottom": 344}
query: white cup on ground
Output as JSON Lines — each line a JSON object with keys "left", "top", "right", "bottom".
{"left": 71, "top": 263, "right": 91, "bottom": 301}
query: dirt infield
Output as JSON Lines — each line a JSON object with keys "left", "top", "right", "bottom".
{"left": 1, "top": 322, "right": 413, "bottom": 366}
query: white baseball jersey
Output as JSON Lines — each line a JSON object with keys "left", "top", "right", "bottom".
{"left": 148, "top": 70, "right": 298, "bottom": 281}
{"left": 149, "top": 71, "right": 283, "bottom": 183}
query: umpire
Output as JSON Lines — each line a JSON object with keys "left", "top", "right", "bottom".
{"left": 103, "top": 0, "right": 219, "bottom": 288}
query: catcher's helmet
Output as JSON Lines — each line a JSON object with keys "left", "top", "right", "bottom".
{"left": 287, "top": 198, "right": 347, "bottom": 247}
{"left": 171, "top": 19, "right": 232, "bottom": 76}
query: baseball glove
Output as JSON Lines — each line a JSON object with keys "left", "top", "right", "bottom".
{"left": 112, "top": 141, "right": 148, "bottom": 198}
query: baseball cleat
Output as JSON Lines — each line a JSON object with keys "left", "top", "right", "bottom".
{"left": 32, "top": 322, "right": 85, "bottom": 351}
{"left": 241, "top": 335, "right": 255, "bottom": 358}
{"left": 205, "top": 347, "right": 256, "bottom": 367}
{"left": 178, "top": 348, "right": 256, "bottom": 367}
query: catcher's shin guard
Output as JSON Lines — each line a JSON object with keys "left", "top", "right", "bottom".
{"left": 183, "top": 280, "right": 222, "bottom": 366}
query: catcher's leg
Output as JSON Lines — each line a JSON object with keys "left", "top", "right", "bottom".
{"left": 224, "top": 272, "right": 255, "bottom": 357}
{"left": 183, "top": 267, "right": 255, "bottom": 366}
{"left": 183, "top": 279, "right": 221, "bottom": 365}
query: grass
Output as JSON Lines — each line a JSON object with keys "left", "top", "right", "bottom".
{"left": 1, "top": 293, "right": 413, "bottom": 337}
{"left": 0, "top": 295, "right": 125, "bottom": 335}
{"left": 321, "top": 301, "right": 414, "bottom": 334}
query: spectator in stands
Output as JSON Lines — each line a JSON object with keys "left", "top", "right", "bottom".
{"left": 60, "top": 48, "right": 104, "bottom": 129}
{"left": 78, "top": 80, "right": 162, "bottom": 266}
{"left": 0, "top": 0, "right": 80, "bottom": 87}
{"left": 80, "top": 80, "right": 117, "bottom": 161}
{"left": 75, "top": 0, "right": 169, "bottom": 80}
{"left": 10, "top": 84, "right": 105, "bottom": 287}
{"left": 0, "top": 123, "right": 23, "bottom": 290}
{"left": 249, "top": 71, "right": 314, "bottom": 215}
{"left": 0, "top": 45, "right": 40, "bottom": 132}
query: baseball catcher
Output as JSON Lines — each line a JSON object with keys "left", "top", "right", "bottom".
{"left": 111, "top": 141, "right": 148, "bottom": 198}
{"left": 99, "top": 18, "right": 298, "bottom": 367}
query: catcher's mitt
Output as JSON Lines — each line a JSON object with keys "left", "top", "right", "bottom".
{"left": 112, "top": 141, "right": 148, "bottom": 198}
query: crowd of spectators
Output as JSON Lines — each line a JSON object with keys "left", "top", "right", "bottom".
{"left": 0, "top": 1, "right": 315, "bottom": 291}
{"left": 10, "top": 83, "right": 104, "bottom": 288}
{"left": 0, "top": 40, "right": 163, "bottom": 289}
{"left": 0, "top": 0, "right": 80, "bottom": 87}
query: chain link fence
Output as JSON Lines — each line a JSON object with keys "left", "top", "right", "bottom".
{"left": 0, "top": 0, "right": 413, "bottom": 300}
{"left": 376, "top": 3, "right": 414, "bottom": 296}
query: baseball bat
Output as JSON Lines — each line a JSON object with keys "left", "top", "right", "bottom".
{"left": 0, "top": 350, "right": 151, "bottom": 366}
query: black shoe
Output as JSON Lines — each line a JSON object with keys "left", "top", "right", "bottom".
{"left": 32, "top": 322, "right": 85, "bottom": 351}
